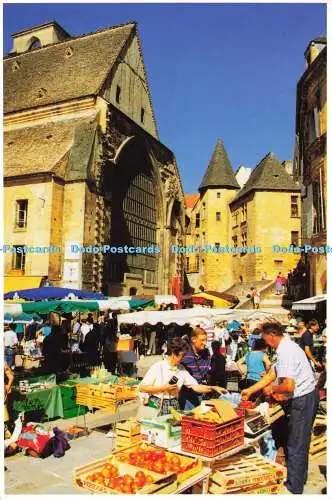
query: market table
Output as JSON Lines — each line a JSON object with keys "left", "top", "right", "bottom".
{"left": 13, "top": 374, "right": 65, "bottom": 419}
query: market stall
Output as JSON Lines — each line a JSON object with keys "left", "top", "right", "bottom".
{"left": 72, "top": 397, "right": 287, "bottom": 495}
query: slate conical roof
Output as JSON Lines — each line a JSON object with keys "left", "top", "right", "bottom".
{"left": 230, "top": 152, "right": 300, "bottom": 205}
{"left": 199, "top": 139, "right": 240, "bottom": 192}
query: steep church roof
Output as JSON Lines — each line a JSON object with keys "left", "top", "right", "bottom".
{"left": 230, "top": 152, "right": 300, "bottom": 205}
{"left": 4, "top": 116, "right": 98, "bottom": 180}
{"left": 4, "top": 22, "right": 136, "bottom": 114}
{"left": 199, "top": 139, "right": 240, "bottom": 192}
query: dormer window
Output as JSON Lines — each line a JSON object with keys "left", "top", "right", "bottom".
{"left": 140, "top": 107, "right": 145, "bottom": 123}
{"left": 116, "top": 85, "right": 121, "bottom": 104}
{"left": 65, "top": 47, "right": 73, "bottom": 58}
{"left": 12, "top": 61, "right": 21, "bottom": 72}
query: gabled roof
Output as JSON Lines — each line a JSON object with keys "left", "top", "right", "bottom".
{"left": 4, "top": 115, "right": 98, "bottom": 180}
{"left": 184, "top": 193, "right": 200, "bottom": 209}
{"left": 230, "top": 152, "right": 300, "bottom": 205}
{"left": 4, "top": 22, "right": 135, "bottom": 114}
{"left": 199, "top": 139, "right": 240, "bottom": 192}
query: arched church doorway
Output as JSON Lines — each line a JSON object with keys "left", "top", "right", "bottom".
{"left": 106, "top": 138, "right": 159, "bottom": 291}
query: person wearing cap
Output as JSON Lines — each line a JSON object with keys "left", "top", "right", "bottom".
{"left": 241, "top": 321, "right": 319, "bottom": 494}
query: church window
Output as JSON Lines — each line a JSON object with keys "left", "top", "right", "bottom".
{"left": 65, "top": 47, "right": 73, "bottom": 58}
{"left": 116, "top": 85, "right": 121, "bottom": 103}
{"left": 15, "top": 200, "right": 28, "bottom": 230}
{"left": 216, "top": 211, "right": 221, "bottom": 221}
{"left": 140, "top": 107, "right": 145, "bottom": 123}
{"left": 195, "top": 213, "right": 200, "bottom": 228}
{"left": 28, "top": 37, "right": 41, "bottom": 50}
{"left": 12, "top": 61, "right": 21, "bottom": 72}
{"left": 291, "top": 196, "right": 299, "bottom": 217}
{"left": 12, "top": 246, "right": 26, "bottom": 271}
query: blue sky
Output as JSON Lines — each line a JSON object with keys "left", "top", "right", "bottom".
{"left": 3, "top": 3, "right": 326, "bottom": 193}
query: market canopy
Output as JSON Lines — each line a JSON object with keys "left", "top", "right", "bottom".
{"left": 4, "top": 312, "right": 42, "bottom": 324}
{"left": 4, "top": 286, "right": 107, "bottom": 301}
{"left": 118, "top": 307, "right": 275, "bottom": 327}
{"left": 4, "top": 299, "right": 131, "bottom": 316}
{"left": 292, "top": 294, "right": 327, "bottom": 311}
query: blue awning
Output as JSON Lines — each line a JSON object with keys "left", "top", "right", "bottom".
{"left": 4, "top": 286, "right": 107, "bottom": 301}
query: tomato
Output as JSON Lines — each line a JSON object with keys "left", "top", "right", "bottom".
{"left": 123, "top": 474, "right": 134, "bottom": 486}
{"left": 146, "top": 475, "right": 154, "bottom": 484}
{"left": 111, "top": 466, "right": 119, "bottom": 477}
{"left": 121, "top": 484, "right": 133, "bottom": 494}
{"left": 101, "top": 467, "right": 110, "bottom": 478}
{"left": 153, "top": 460, "right": 166, "bottom": 474}
{"left": 135, "top": 471, "right": 146, "bottom": 480}
{"left": 108, "top": 478, "right": 116, "bottom": 490}
{"left": 170, "top": 455, "right": 181, "bottom": 467}
{"left": 155, "top": 449, "right": 166, "bottom": 459}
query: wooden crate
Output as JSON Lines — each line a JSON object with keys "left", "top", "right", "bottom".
{"left": 209, "top": 480, "right": 283, "bottom": 495}
{"left": 73, "top": 454, "right": 177, "bottom": 494}
{"left": 113, "top": 443, "right": 202, "bottom": 484}
{"left": 116, "top": 420, "right": 141, "bottom": 438}
{"left": 209, "top": 452, "right": 286, "bottom": 492}
{"left": 309, "top": 436, "right": 326, "bottom": 459}
{"left": 75, "top": 383, "right": 137, "bottom": 410}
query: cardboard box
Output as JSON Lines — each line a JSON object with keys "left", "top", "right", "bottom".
{"left": 140, "top": 415, "right": 181, "bottom": 448}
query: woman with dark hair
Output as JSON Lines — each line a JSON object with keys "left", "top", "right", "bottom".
{"left": 237, "top": 338, "right": 272, "bottom": 389}
{"left": 139, "top": 337, "right": 226, "bottom": 415}
{"left": 42, "top": 325, "right": 69, "bottom": 374}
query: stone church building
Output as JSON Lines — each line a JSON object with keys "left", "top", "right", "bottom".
{"left": 4, "top": 21, "right": 185, "bottom": 295}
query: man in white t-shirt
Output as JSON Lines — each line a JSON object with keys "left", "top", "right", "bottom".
{"left": 241, "top": 322, "right": 319, "bottom": 494}
{"left": 140, "top": 337, "right": 226, "bottom": 415}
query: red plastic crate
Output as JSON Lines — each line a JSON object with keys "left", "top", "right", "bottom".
{"left": 181, "top": 409, "right": 244, "bottom": 458}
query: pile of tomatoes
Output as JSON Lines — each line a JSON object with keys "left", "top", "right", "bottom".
{"left": 85, "top": 464, "right": 154, "bottom": 494}
{"left": 118, "top": 448, "right": 194, "bottom": 475}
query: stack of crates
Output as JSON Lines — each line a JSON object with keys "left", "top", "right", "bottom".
{"left": 60, "top": 383, "right": 88, "bottom": 419}
{"left": 181, "top": 410, "right": 244, "bottom": 458}
{"left": 209, "top": 451, "right": 286, "bottom": 494}
{"left": 115, "top": 420, "right": 141, "bottom": 449}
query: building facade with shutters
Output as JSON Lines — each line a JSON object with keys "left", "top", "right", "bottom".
{"left": 185, "top": 141, "right": 302, "bottom": 291}
{"left": 4, "top": 21, "right": 185, "bottom": 295}
{"left": 293, "top": 37, "right": 327, "bottom": 296}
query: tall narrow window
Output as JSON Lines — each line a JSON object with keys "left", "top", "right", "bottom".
{"left": 15, "top": 200, "right": 28, "bottom": 230}
{"left": 116, "top": 85, "right": 121, "bottom": 104}
{"left": 186, "top": 257, "right": 190, "bottom": 272}
{"left": 202, "top": 202, "right": 206, "bottom": 220}
{"left": 196, "top": 234, "right": 200, "bottom": 246}
{"left": 312, "top": 177, "right": 325, "bottom": 233}
{"left": 140, "top": 107, "right": 145, "bottom": 123}
{"left": 202, "top": 232, "right": 206, "bottom": 245}
{"left": 291, "top": 231, "right": 299, "bottom": 246}
{"left": 308, "top": 107, "right": 320, "bottom": 144}
{"left": 195, "top": 213, "right": 200, "bottom": 228}
{"left": 216, "top": 212, "right": 221, "bottom": 221}
{"left": 195, "top": 255, "right": 199, "bottom": 272}
{"left": 12, "top": 246, "right": 26, "bottom": 271}
{"left": 241, "top": 203, "right": 247, "bottom": 221}
{"left": 291, "top": 196, "right": 299, "bottom": 217}
{"left": 217, "top": 192, "right": 221, "bottom": 199}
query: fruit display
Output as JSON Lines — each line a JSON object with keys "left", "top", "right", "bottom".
{"left": 84, "top": 463, "right": 155, "bottom": 494}
{"left": 114, "top": 444, "right": 202, "bottom": 483}
{"left": 74, "top": 456, "right": 177, "bottom": 494}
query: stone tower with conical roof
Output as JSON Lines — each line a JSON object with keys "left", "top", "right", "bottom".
{"left": 185, "top": 139, "right": 240, "bottom": 291}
